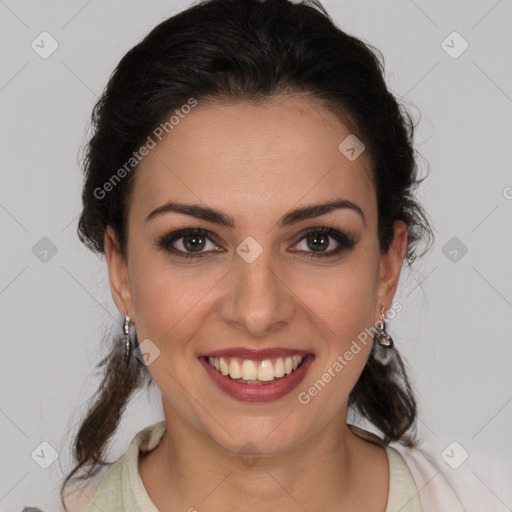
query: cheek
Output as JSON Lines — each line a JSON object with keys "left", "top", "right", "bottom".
{"left": 130, "top": 261, "right": 210, "bottom": 346}
{"left": 300, "top": 254, "right": 378, "bottom": 338}
{"left": 127, "top": 249, "right": 227, "bottom": 381}
{"left": 295, "top": 253, "right": 379, "bottom": 399}
{"left": 295, "top": 284, "right": 376, "bottom": 416}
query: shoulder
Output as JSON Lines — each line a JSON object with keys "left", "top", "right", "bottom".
{"left": 52, "top": 466, "right": 108, "bottom": 512}
{"left": 63, "top": 420, "right": 167, "bottom": 512}
{"left": 389, "top": 443, "right": 469, "bottom": 512}
{"left": 55, "top": 421, "right": 167, "bottom": 512}
{"left": 348, "top": 424, "right": 470, "bottom": 512}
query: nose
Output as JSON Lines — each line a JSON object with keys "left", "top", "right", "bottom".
{"left": 219, "top": 247, "right": 296, "bottom": 337}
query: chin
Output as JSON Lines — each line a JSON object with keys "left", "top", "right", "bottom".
{"left": 207, "top": 416, "right": 306, "bottom": 459}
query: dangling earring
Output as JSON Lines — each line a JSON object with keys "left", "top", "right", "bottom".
{"left": 124, "top": 315, "right": 132, "bottom": 362}
{"left": 373, "top": 306, "right": 395, "bottom": 365}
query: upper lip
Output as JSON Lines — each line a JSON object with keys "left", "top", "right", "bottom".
{"left": 200, "top": 347, "right": 313, "bottom": 359}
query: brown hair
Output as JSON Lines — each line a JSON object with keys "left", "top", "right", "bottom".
{"left": 61, "top": 0, "right": 433, "bottom": 507}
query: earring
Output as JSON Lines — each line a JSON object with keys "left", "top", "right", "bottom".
{"left": 373, "top": 306, "right": 394, "bottom": 365}
{"left": 124, "top": 315, "right": 131, "bottom": 362}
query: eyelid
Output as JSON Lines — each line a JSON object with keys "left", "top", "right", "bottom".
{"left": 157, "top": 227, "right": 223, "bottom": 256}
{"left": 157, "top": 224, "right": 357, "bottom": 259}
{"left": 289, "top": 225, "right": 356, "bottom": 257}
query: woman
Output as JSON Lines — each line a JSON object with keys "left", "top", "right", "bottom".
{"left": 60, "top": 0, "right": 468, "bottom": 510}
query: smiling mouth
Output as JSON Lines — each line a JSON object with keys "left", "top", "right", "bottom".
{"left": 201, "top": 355, "right": 306, "bottom": 384}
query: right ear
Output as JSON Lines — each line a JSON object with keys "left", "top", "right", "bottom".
{"left": 104, "top": 225, "right": 135, "bottom": 321}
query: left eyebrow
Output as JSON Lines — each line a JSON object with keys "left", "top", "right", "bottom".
{"left": 145, "top": 198, "right": 365, "bottom": 227}
{"left": 278, "top": 199, "right": 365, "bottom": 227}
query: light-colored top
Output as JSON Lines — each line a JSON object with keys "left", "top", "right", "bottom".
{"left": 78, "top": 420, "right": 423, "bottom": 512}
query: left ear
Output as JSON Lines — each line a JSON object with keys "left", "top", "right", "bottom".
{"left": 375, "top": 220, "right": 408, "bottom": 319}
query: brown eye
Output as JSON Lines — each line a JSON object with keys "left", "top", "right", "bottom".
{"left": 291, "top": 227, "right": 356, "bottom": 258}
{"left": 157, "top": 226, "right": 356, "bottom": 260}
{"left": 180, "top": 233, "right": 207, "bottom": 252}
{"left": 304, "top": 232, "right": 330, "bottom": 252}
{"left": 157, "top": 228, "right": 220, "bottom": 258}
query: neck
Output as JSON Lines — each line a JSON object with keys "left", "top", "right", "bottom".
{"left": 139, "top": 403, "right": 389, "bottom": 511}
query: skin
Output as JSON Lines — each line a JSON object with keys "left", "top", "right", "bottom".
{"left": 104, "top": 93, "right": 408, "bottom": 511}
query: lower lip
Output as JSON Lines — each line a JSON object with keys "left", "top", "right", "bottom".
{"left": 199, "top": 355, "right": 314, "bottom": 402}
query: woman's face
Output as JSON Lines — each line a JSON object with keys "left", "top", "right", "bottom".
{"left": 105, "top": 93, "right": 406, "bottom": 455}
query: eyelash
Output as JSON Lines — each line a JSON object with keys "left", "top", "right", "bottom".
{"left": 157, "top": 225, "right": 356, "bottom": 260}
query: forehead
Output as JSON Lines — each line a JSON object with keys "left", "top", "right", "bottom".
{"left": 130, "top": 94, "right": 375, "bottom": 226}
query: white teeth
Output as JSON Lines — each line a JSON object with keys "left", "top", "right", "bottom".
{"left": 274, "top": 358, "right": 285, "bottom": 377}
{"left": 209, "top": 356, "right": 221, "bottom": 372}
{"left": 219, "top": 357, "right": 229, "bottom": 375}
{"left": 241, "top": 359, "right": 258, "bottom": 380}
{"left": 257, "top": 360, "right": 275, "bottom": 381}
{"left": 229, "top": 359, "right": 242, "bottom": 379}
{"left": 206, "top": 355, "right": 305, "bottom": 382}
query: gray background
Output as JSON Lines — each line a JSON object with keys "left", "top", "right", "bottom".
{"left": 1, "top": 0, "right": 511, "bottom": 510}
